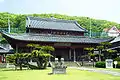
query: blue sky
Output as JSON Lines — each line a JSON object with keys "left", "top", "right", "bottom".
{"left": 0, "top": 0, "right": 120, "bottom": 23}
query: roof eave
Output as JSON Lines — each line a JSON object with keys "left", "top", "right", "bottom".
{"left": 26, "top": 27, "right": 86, "bottom": 32}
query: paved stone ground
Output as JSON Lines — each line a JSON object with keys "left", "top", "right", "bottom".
{"left": 71, "top": 67, "right": 120, "bottom": 76}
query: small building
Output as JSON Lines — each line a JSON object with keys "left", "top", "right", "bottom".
{"left": 0, "top": 45, "right": 13, "bottom": 63}
{"left": 1, "top": 17, "right": 112, "bottom": 61}
{"left": 101, "top": 26, "right": 120, "bottom": 37}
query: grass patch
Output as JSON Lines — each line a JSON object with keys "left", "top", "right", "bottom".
{"left": 0, "top": 68, "right": 120, "bottom": 80}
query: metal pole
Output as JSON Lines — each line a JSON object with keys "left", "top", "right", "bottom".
{"left": 115, "top": 64, "right": 116, "bottom": 68}
{"left": 8, "top": 17, "right": 10, "bottom": 33}
{"left": 89, "top": 18, "right": 92, "bottom": 37}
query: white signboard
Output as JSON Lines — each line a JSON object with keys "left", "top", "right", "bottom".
{"left": 114, "top": 61, "right": 118, "bottom": 65}
{"left": 114, "top": 61, "right": 118, "bottom": 68}
{"left": 106, "top": 59, "right": 113, "bottom": 68}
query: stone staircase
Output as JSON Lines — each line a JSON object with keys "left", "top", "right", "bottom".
{"left": 64, "top": 61, "right": 80, "bottom": 67}
{"left": 78, "top": 61, "right": 95, "bottom": 67}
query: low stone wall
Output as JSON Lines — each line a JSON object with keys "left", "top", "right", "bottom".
{"left": 0, "top": 63, "right": 7, "bottom": 68}
{"left": 0, "top": 63, "right": 15, "bottom": 68}
{"left": 6, "top": 63, "right": 15, "bottom": 68}
{"left": 79, "top": 61, "right": 96, "bottom": 67}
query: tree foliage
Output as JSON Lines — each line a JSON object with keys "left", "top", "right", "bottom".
{"left": 0, "top": 12, "right": 120, "bottom": 32}
{"left": 6, "top": 44, "right": 55, "bottom": 70}
{"left": 6, "top": 53, "right": 30, "bottom": 70}
{"left": 96, "top": 42, "right": 117, "bottom": 60}
{"left": 84, "top": 42, "right": 117, "bottom": 61}
{"left": 84, "top": 47, "right": 96, "bottom": 60}
{"left": 0, "top": 38, "right": 8, "bottom": 44}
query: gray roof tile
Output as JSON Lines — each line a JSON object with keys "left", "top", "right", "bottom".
{"left": 2, "top": 32, "right": 112, "bottom": 44}
{"left": 26, "top": 16, "right": 86, "bottom": 32}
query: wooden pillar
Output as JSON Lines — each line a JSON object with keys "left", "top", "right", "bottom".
{"left": 74, "top": 48, "right": 76, "bottom": 62}
{"left": 16, "top": 44, "right": 18, "bottom": 53}
{"left": 49, "top": 57, "right": 50, "bottom": 62}
{"left": 69, "top": 48, "right": 71, "bottom": 60}
{"left": 0, "top": 55, "right": 1, "bottom": 62}
{"left": 3, "top": 54, "right": 6, "bottom": 63}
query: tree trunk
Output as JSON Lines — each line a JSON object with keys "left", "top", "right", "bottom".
{"left": 99, "top": 50, "right": 101, "bottom": 61}
{"left": 20, "top": 64, "right": 22, "bottom": 70}
{"left": 34, "top": 58, "right": 43, "bottom": 69}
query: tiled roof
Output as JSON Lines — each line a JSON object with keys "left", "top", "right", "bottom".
{"left": 0, "top": 46, "right": 13, "bottom": 53}
{"left": 103, "top": 26, "right": 120, "bottom": 33}
{"left": 2, "top": 32, "right": 112, "bottom": 44}
{"left": 0, "top": 49, "right": 10, "bottom": 53}
{"left": 26, "top": 16, "right": 86, "bottom": 32}
{"left": 111, "top": 36, "right": 120, "bottom": 43}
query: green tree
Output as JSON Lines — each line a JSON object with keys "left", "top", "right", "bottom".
{"left": 27, "top": 44, "right": 54, "bottom": 69}
{"left": 0, "top": 12, "right": 120, "bottom": 34}
{"left": 96, "top": 46, "right": 104, "bottom": 61}
{"left": 6, "top": 44, "right": 55, "bottom": 70}
{"left": 96, "top": 42, "right": 116, "bottom": 60}
{"left": 6, "top": 53, "right": 30, "bottom": 70}
{"left": 106, "top": 49, "right": 117, "bottom": 59}
{"left": 84, "top": 47, "right": 95, "bottom": 60}
{"left": 27, "top": 43, "right": 40, "bottom": 52}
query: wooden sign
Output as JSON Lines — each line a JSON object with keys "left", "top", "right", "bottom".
{"left": 54, "top": 43, "right": 71, "bottom": 46}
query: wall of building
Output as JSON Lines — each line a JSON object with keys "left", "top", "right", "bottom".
{"left": 28, "top": 28, "right": 84, "bottom": 36}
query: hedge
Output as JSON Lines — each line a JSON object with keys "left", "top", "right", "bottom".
{"left": 95, "top": 61, "right": 120, "bottom": 68}
{"left": 95, "top": 61, "right": 105, "bottom": 68}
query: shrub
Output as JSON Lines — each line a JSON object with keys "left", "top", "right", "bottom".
{"left": 95, "top": 61, "right": 105, "bottom": 68}
{"left": 95, "top": 61, "right": 120, "bottom": 68}
{"left": 116, "top": 62, "right": 120, "bottom": 68}
{"left": 114, "top": 57, "right": 120, "bottom": 61}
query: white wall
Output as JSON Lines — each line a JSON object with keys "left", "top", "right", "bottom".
{"left": 107, "top": 27, "right": 119, "bottom": 37}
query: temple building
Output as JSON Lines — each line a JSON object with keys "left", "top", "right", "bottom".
{"left": 110, "top": 36, "right": 120, "bottom": 56}
{"left": 1, "top": 17, "right": 112, "bottom": 61}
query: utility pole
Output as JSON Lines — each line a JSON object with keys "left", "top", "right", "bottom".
{"left": 89, "top": 17, "right": 92, "bottom": 37}
{"left": 8, "top": 17, "right": 10, "bottom": 33}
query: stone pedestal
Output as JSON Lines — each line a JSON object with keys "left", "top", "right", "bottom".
{"left": 52, "top": 67, "right": 66, "bottom": 74}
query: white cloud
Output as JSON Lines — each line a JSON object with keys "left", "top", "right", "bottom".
{"left": 0, "top": 0, "right": 4, "bottom": 2}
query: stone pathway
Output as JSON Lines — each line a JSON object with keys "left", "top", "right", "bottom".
{"left": 71, "top": 67, "right": 120, "bottom": 76}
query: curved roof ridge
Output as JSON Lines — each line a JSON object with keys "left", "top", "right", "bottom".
{"left": 26, "top": 16, "right": 86, "bottom": 32}
{"left": 27, "top": 16, "right": 76, "bottom": 23}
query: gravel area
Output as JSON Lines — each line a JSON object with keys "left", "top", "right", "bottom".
{"left": 71, "top": 67, "right": 120, "bottom": 76}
